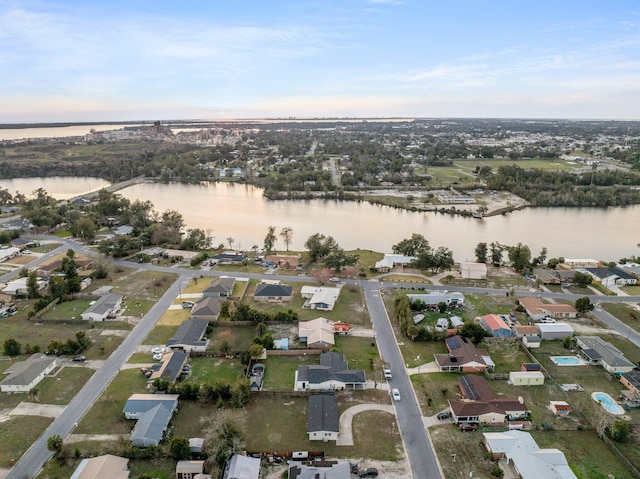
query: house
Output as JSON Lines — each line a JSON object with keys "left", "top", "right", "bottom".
{"left": 265, "top": 254, "right": 301, "bottom": 270}
{"left": 512, "top": 325, "right": 539, "bottom": 338}
{"left": 0, "top": 354, "right": 58, "bottom": 392}
{"left": 1, "top": 276, "right": 48, "bottom": 296}
{"left": 113, "top": 225, "right": 134, "bottom": 236}
{"left": 0, "top": 246, "right": 20, "bottom": 263}
{"left": 533, "top": 268, "right": 576, "bottom": 285}
{"left": 449, "top": 397, "right": 529, "bottom": 425}
{"left": 295, "top": 351, "right": 366, "bottom": 391}
{"left": 478, "top": 314, "right": 511, "bottom": 338}
{"left": 584, "top": 267, "right": 638, "bottom": 286}
{"left": 307, "top": 394, "right": 339, "bottom": 441}
{"left": 300, "top": 286, "right": 341, "bottom": 311}
{"left": 434, "top": 335, "right": 494, "bottom": 372}
{"left": 202, "top": 277, "right": 235, "bottom": 297}
{"left": 176, "top": 460, "right": 205, "bottom": 479}
{"left": 621, "top": 369, "right": 640, "bottom": 396}
{"left": 210, "top": 251, "right": 245, "bottom": 265}
{"left": 10, "top": 238, "right": 39, "bottom": 250}
{"left": 122, "top": 394, "right": 179, "bottom": 447}
{"left": 406, "top": 291, "right": 465, "bottom": 307}
{"left": 253, "top": 283, "right": 293, "bottom": 302}
{"left": 460, "top": 262, "right": 487, "bottom": 280}
{"left": 550, "top": 401, "right": 571, "bottom": 416}
{"left": 289, "top": 461, "right": 351, "bottom": 479}
{"left": 150, "top": 351, "right": 189, "bottom": 383}
{"left": 518, "top": 297, "right": 577, "bottom": 320}
{"left": 509, "top": 371, "right": 545, "bottom": 386}
{"left": 190, "top": 296, "right": 224, "bottom": 321}
{"left": 69, "top": 454, "right": 129, "bottom": 479}
{"left": 561, "top": 258, "right": 600, "bottom": 268}
{"left": 535, "top": 323, "right": 574, "bottom": 341}
{"left": 81, "top": 293, "right": 123, "bottom": 321}
{"left": 483, "top": 430, "right": 577, "bottom": 479}
{"left": 166, "top": 319, "right": 210, "bottom": 352}
{"left": 36, "top": 254, "right": 94, "bottom": 277}
{"left": 224, "top": 454, "right": 260, "bottom": 479}
{"left": 298, "top": 317, "right": 336, "bottom": 349}
{"left": 374, "top": 253, "right": 417, "bottom": 272}
{"left": 575, "top": 336, "right": 635, "bottom": 373}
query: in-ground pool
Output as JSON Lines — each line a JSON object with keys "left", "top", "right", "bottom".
{"left": 550, "top": 356, "right": 588, "bottom": 366}
{"left": 592, "top": 392, "right": 625, "bottom": 415}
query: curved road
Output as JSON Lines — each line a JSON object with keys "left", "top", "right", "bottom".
{"left": 5, "top": 237, "right": 640, "bottom": 478}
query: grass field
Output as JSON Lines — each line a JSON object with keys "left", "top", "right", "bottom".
{"left": 183, "top": 356, "right": 245, "bottom": 385}
{"left": 0, "top": 416, "right": 54, "bottom": 467}
{"left": 261, "top": 355, "right": 319, "bottom": 390}
{"left": 37, "top": 366, "right": 95, "bottom": 405}
{"left": 157, "top": 308, "right": 190, "bottom": 326}
{"left": 601, "top": 302, "right": 640, "bottom": 333}
{"left": 110, "top": 271, "right": 178, "bottom": 301}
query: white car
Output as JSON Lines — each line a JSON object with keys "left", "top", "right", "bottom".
{"left": 329, "top": 277, "right": 340, "bottom": 282}
{"left": 384, "top": 368, "right": 392, "bottom": 380}
{"left": 152, "top": 347, "right": 165, "bottom": 354}
{"left": 391, "top": 388, "right": 401, "bottom": 401}
{"left": 153, "top": 353, "right": 163, "bottom": 361}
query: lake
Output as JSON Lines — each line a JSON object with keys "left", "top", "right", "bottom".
{"left": 0, "top": 124, "right": 141, "bottom": 141}
{"left": 2, "top": 177, "right": 639, "bottom": 262}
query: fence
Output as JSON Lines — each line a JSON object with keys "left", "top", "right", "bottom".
{"left": 266, "top": 349, "right": 321, "bottom": 357}
{"left": 602, "top": 434, "right": 640, "bottom": 478}
{"left": 250, "top": 390, "right": 321, "bottom": 398}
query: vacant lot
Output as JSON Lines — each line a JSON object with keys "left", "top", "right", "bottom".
{"left": 110, "top": 270, "right": 178, "bottom": 301}
{"left": 37, "top": 366, "right": 95, "bottom": 405}
{"left": 0, "top": 416, "right": 54, "bottom": 467}
{"left": 262, "top": 354, "right": 318, "bottom": 390}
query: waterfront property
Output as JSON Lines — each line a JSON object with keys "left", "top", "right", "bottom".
{"left": 459, "top": 261, "right": 487, "bottom": 280}
{"left": 591, "top": 392, "right": 625, "bottom": 415}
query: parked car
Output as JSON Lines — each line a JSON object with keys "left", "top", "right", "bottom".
{"left": 181, "top": 301, "right": 195, "bottom": 309}
{"left": 459, "top": 423, "right": 478, "bottom": 432}
{"left": 358, "top": 468, "right": 379, "bottom": 478}
{"left": 539, "top": 316, "right": 556, "bottom": 323}
{"left": 72, "top": 355, "right": 86, "bottom": 362}
{"left": 391, "top": 388, "right": 401, "bottom": 401}
{"left": 437, "top": 410, "right": 452, "bottom": 420}
{"left": 152, "top": 347, "right": 165, "bottom": 354}
{"left": 140, "top": 367, "right": 152, "bottom": 378}
{"left": 383, "top": 368, "right": 392, "bottom": 380}
{"left": 153, "top": 353, "right": 163, "bottom": 361}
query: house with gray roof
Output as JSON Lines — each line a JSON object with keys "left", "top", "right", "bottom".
{"left": 584, "top": 267, "right": 638, "bottom": 287}
{"left": 483, "top": 430, "right": 577, "bottom": 479}
{"left": 149, "top": 351, "right": 189, "bottom": 383}
{"left": 575, "top": 336, "right": 635, "bottom": 373}
{"left": 406, "top": 291, "right": 465, "bottom": 307}
{"left": 295, "top": 351, "right": 366, "bottom": 391}
{"left": 254, "top": 283, "right": 293, "bottom": 302}
{"left": 81, "top": 293, "right": 123, "bottom": 321}
{"left": 122, "top": 394, "right": 179, "bottom": 448}
{"left": 166, "top": 319, "right": 210, "bottom": 352}
{"left": 289, "top": 461, "right": 351, "bottom": 479}
{"left": 203, "top": 277, "right": 235, "bottom": 297}
{"left": 224, "top": 454, "right": 260, "bottom": 479}
{"left": 307, "top": 394, "right": 339, "bottom": 441}
{"left": 190, "top": 296, "right": 223, "bottom": 321}
{"left": 0, "top": 354, "right": 58, "bottom": 393}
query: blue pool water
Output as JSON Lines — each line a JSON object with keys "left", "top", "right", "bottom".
{"left": 550, "top": 356, "right": 585, "bottom": 366}
{"left": 592, "top": 392, "right": 625, "bottom": 415}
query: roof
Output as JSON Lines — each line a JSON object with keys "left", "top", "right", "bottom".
{"left": 0, "top": 354, "right": 57, "bottom": 387}
{"left": 585, "top": 267, "right": 636, "bottom": 280}
{"left": 83, "top": 293, "right": 122, "bottom": 316}
{"left": 122, "top": 394, "right": 179, "bottom": 414}
{"left": 166, "top": 319, "right": 209, "bottom": 348}
{"left": 449, "top": 398, "right": 529, "bottom": 417}
{"left": 225, "top": 454, "right": 260, "bottom": 479}
{"left": 70, "top": 455, "right": 129, "bottom": 479}
{"left": 289, "top": 461, "right": 351, "bottom": 479}
{"left": 483, "top": 430, "right": 577, "bottom": 479}
{"left": 480, "top": 314, "right": 510, "bottom": 332}
{"left": 514, "top": 325, "right": 540, "bottom": 336}
{"left": 407, "top": 291, "right": 465, "bottom": 306}
{"left": 435, "top": 335, "right": 492, "bottom": 368}
{"left": 176, "top": 461, "right": 204, "bottom": 474}
{"left": 307, "top": 394, "right": 339, "bottom": 433}
{"left": 130, "top": 403, "right": 173, "bottom": 446}
{"left": 622, "top": 370, "right": 640, "bottom": 389}
{"left": 150, "top": 351, "right": 189, "bottom": 382}
{"left": 519, "top": 297, "right": 577, "bottom": 316}
{"left": 190, "top": 296, "right": 223, "bottom": 317}
{"left": 458, "top": 375, "right": 495, "bottom": 400}
{"left": 510, "top": 371, "right": 544, "bottom": 379}
{"left": 375, "top": 253, "right": 416, "bottom": 269}
{"left": 535, "top": 323, "right": 574, "bottom": 333}
{"left": 307, "top": 288, "right": 341, "bottom": 308}
{"left": 576, "top": 336, "right": 635, "bottom": 369}
{"left": 203, "top": 277, "right": 235, "bottom": 295}
{"left": 298, "top": 317, "right": 335, "bottom": 346}
{"left": 211, "top": 251, "right": 245, "bottom": 262}
{"left": 297, "top": 352, "right": 366, "bottom": 386}
{"left": 254, "top": 283, "right": 293, "bottom": 297}
{"left": 523, "top": 363, "right": 542, "bottom": 371}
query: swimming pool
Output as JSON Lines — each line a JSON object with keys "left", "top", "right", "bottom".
{"left": 592, "top": 392, "right": 625, "bottom": 415}
{"left": 550, "top": 356, "right": 588, "bottom": 366}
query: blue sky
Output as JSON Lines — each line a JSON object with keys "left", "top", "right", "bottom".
{"left": 1, "top": 0, "right": 640, "bottom": 122}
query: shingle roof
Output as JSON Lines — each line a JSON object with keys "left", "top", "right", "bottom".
{"left": 0, "top": 354, "right": 56, "bottom": 387}
{"left": 576, "top": 336, "right": 635, "bottom": 369}
{"left": 297, "top": 352, "right": 366, "bottom": 386}
{"left": 203, "top": 277, "right": 235, "bottom": 295}
{"left": 122, "top": 394, "right": 179, "bottom": 414}
{"left": 254, "top": 283, "right": 292, "bottom": 297}
{"left": 307, "top": 394, "right": 339, "bottom": 433}
{"left": 190, "top": 297, "right": 223, "bottom": 317}
{"left": 167, "top": 319, "right": 209, "bottom": 347}
{"left": 83, "top": 293, "right": 122, "bottom": 316}
{"left": 130, "top": 403, "right": 173, "bottom": 446}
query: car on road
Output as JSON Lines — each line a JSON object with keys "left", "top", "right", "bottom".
{"left": 391, "top": 388, "right": 401, "bottom": 401}
{"left": 459, "top": 422, "right": 477, "bottom": 432}
{"left": 72, "top": 355, "right": 86, "bottom": 362}
{"left": 358, "top": 468, "right": 379, "bottom": 477}
{"left": 383, "top": 368, "right": 392, "bottom": 380}
{"left": 437, "top": 410, "right": 452, "bottom": 420}
{"left": 152, "top": 347, "right": 165, "bottom": 354}
{"left": 152, "top": 353, "right": 163, "bottom": 361}
{"left": 329, "top": 276, "right": 340, "bottom": 282}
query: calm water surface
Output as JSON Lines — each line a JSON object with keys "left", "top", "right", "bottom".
{"left": 0, "top": 124, "right": 141, "bottom": 141}
{"left": 0, "top": 177, "right": 111, "bottom": 200}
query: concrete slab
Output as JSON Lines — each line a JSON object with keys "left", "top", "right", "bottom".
{"left": 9, "top": 402, "right": 65, "bottom": 419}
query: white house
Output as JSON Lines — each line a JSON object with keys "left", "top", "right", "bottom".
{"left": 2, "top": 276, "right": 48, "bottom": 296}
{"left": 0, "top": 246, "right": 21, "bottom": 263}
{"left": 81, "top": 293, "right": 123, "bottom": 321}
{"left": 300, "top": 286, "right": 341, "bottom": 311}
{"left": 0, "top": 354, "right": 58, "bottom": 392}
{"left": 298, "top": 317, "right": 336, "bottom": 349}
{"left": 374, "top": 254, "right": 416, "bottom": 272}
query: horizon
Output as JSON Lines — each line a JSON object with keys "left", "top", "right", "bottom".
{"left": 2, "top": 1, "right": 640, "bottom": 122}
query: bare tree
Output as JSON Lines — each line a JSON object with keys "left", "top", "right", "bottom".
{"left": 280, "top": 226, "right": 293, "bottom": 251}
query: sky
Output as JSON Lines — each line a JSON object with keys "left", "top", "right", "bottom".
{"left": 1, "top": 0, "right": 640, "bottom": 122}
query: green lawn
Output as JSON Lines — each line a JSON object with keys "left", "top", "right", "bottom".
{"left": 0, "top": 416, "right": 54, "bottom": 467}
{"left": 334, "top": 335, "right": 380, "bottom": 373}
{"left": 411, "top": 372, "right": 460, "bottom": 417}
{"left": 43, "top": 299, "right": 94, "bottom": 320}
{"left": 31, "top": 243, "right": 62, "bottom": 252}
{"left": 142, "top": 325, "right": 179, "bottom": 345}
{"left": 262, "top": 355, "right": 319, "bottom": 390}
{"left": 183, "top": 356, "right": 245, "bottom": 385}
{"left": 210, "top": 325, "right": 258, "bottom": 353}
{"left": 37, "top": 367, "right": 94, "bottom": 405}
{"left": 601, "top": 302, "right": 640, "bottom": 333}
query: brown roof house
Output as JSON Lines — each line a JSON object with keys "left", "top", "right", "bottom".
{"left": 434, "top": 335, "right": 494, "bottom": 372}
{"left": 518, "top": 297, "right": 577, "bottom": 320}
{"left": 70, "top": 454, "right": 129, "bottom": 479}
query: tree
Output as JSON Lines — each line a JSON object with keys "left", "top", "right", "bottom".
{"left": 490, "top": 241, "right": 503, "bottom": 266}
{"left": 74, "top": 216, "right": 97, "bottom": 242}
{"left": 474, "top": 242, "right": 488, "bottom": 263}
{"left": 392, "top": 233, "right": 430, "bottom": 256}
{"left": 248, "top": 343, "right": 264, "bottom": 359}
{"left": 324, "top": 247, "right": 358, "bottom": 272}
{"left": 232, "top": 378, "right": 251, "bottom": 408}
{"left": 169, "top": 436, "right": 192, "bottom": 460}
{"left": 507, "top": 242, "right": 531, "bottom": 273}
{"left": 27, "top": 270, "right": 40, "bottom": 299}
{"left": 47, "top": 435, "right": 63, "bottom": 455}
{"left": 180, "top": 228, "right": 212, "bottom": 250}
{"left": 575, "top": 296, "right": 594, "bottom": 314}
{"left": 460, "top": 322, "right": 490, "bottom": 344}
{"left": 304, "top": 233, "right": 338, "bottom": 262}
{"left": 279, "top": 227, "right": 293, "bottom": 251}
{"left": 609, "top": 420, "right": 630, "bottom": 442}
{"left": 4, "top": 338, "right": 21, "bottom": 356}
{"left": 263, "top": 226, "right": 277, "bottom": 255}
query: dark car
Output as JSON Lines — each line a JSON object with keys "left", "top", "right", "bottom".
{"left": 358, "top": 468, "right": 379, "bottom": 477}
{"left": 459, "top": 422, "right": 478, "bottom": 432}
{"left": 437, "top": 410, "right": 452, "bottom": 420}
{"left": 72, "top": 355, "right": 86, "bottom": 362}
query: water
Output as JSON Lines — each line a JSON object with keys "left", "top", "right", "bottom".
{"left": 592, "top": 392, "right": 625, "bottom": 415}
{"left": 3, "top": 178, "right": 640, "bottom": 263}
{"left": 0, "top": 124, "right": 141, "bottom": 141}
{"left": 550, "top": 356, "right": 586, "bottom": 366}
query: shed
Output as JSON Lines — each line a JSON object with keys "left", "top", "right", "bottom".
{"left": 509, "top": 371, "right": 544, "bottom": 386}
{"left": 535, "top": 323, "right": 574, "bottom": 340}
{"left": 550, "top": 401, "right": 571, "bottom": 416}
{"left": 176, "top": 461, "right": 204, "bottom": 479}
{"left": 522, "top": 335, "right": 541, "bottom": 349}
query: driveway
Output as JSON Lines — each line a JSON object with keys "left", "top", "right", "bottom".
{"left": 336, "top": 403, "right": 395, "bottom": 446}
{"left": 406, "top": 361, "right": 440, "bottom": 375}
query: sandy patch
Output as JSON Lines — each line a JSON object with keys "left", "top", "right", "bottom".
{"left": 9, "top": 402, "right": 65, "bottom": 418}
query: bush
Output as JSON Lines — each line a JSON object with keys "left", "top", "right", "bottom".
{"left": 489, "top": 465, "right": 504, "bottom": 478}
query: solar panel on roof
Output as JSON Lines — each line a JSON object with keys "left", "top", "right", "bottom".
{"left": 447, "top": 337, "right": 461, "bottom": 349}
